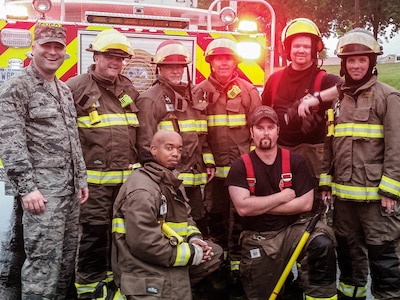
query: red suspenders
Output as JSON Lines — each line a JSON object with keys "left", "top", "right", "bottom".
{"left": 270, "top": 70, "right": 326, "bottom": 106}
{"left": 241, "top": 148, "right": 292, "bottom": 195}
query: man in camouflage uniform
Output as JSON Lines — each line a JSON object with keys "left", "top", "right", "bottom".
{"left": 0, "top": 23, "right": 88, "bottom": 300}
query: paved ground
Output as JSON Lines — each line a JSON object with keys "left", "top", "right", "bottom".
{"left": 0, "top": 199, "right": 374, "bottom": 300}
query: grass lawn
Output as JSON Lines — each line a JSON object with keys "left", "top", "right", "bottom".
{"left": 322, "top": 63, "right": 400, "bottom": 90}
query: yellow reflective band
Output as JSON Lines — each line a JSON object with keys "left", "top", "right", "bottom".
{"left": 332, "top": 183, "right": 380, "bottom": 201}
{"left": 129, "top": 162, "right": 142, "bottom": 170}
{"left": 157, "top": 119, "right": 205, "bottom": 133}
{"left": 195, "top": 119, "right": 208, "bottom": 133}
{"left": 75, "top": 282, "right": 98, "bottom": 295}
{"left": 379, "top": 175, "right": 400, "bottom": 197}
{"left": 77, "top": 113, "right": 139, "bottom": 128}
{"left": 166, "top": 221, "right": 188, "bottom": 237}
{"left": 305, "top": 294, "right": 337, "bottom": 300}
{"left": 230, "top": 260, "right": 240, "bottom": 271}
{"left": 112, "top": 218, "right": 126, "bottom": 234}
{"left": 0, "top": 158, "right": 3, "bottom": 167}
{"left": 106, "top": 271, "right": 113, "bottom": 282}
{"left": 215, "top": 166, "right": 231, "bottom": 178}
{"left": 87, "top": 169, "right": 133, "bottom": 184}
{"left": 178, "top": 119, "right": 198, "bottom": 132}
{"left": 207, "top": 114, "right": 247, "bottom": 127}
{"left": 174, "top": 242, "right": 191, "bottom": 266}
{"left": 319, "top": 173, "right": 332, "bottom": 187}
{"left": 178, "top": 172, "right": 207, "bottom": 186}
{"left": 187, "top": 225, "right": 201, "bottom": 237}
{"left": 157, "top": 121, "right": 174, "bottom": 131}
{"left": 114, "top": 289, "right": 127, "bottom": 300}
{"left": 203, "top": 153, "right": 215, "bottom": 165}
{"left": 334, "top": 123, "right": 383, "bottom": 138}
{"left": 338, "top": 281, "right": 367, "bottom": 298}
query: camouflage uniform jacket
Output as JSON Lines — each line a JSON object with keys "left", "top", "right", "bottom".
{"left": 112, "top": 161, "right": 202, "bottom": 298}
{"left": 0, "top": 62, "right": 87, "bottom": 197}
{"left": 192, "top": 73, "right": 261, "bottom": 178}
{"left": 66, "top": 65, "right": 140, "bottom": 185}
{"left": 136, "top": 75, "right": 211, "bottom": 187}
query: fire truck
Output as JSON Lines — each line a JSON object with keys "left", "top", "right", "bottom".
{"left": 0, "top": 1, "right": 276, "bottom": 295}
{"left": 0, "top": 0, "right": 276, "bottom": 91}
{"left": 0, "top": 0, "right": 276, "bottom": 193}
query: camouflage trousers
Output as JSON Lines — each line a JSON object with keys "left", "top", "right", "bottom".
{"left": 21, "top": 193, "right": 80, "bottom": 300}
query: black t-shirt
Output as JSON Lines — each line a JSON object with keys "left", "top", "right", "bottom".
{"left": 225, "top": 149, "right": 314, "bottom": 232}
{"left": 261, "top": 65, "right": 343, "bottom": 146}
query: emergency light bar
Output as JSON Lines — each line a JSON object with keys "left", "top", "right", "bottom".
{"left": 1, "top": 28, "right": 32, "bottom": 48}
{"left": 85, "top": 11, "right": 190, "bottom": 29}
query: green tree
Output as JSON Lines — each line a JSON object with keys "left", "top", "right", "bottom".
{"left": 195, "top": 0, "right": 400, "bottom": 66}
{"left": 334, "top": 0, "right": 400, "bottom": 42}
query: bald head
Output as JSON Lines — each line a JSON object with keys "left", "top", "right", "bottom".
{"left": 150, "top": 131, "right": 183, "bottom": 169}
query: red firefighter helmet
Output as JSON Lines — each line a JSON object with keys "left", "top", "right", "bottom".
{"left": 153, "top": 40, "right": 191, "bottom": 65}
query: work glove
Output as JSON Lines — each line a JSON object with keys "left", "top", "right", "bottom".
{"left": 189, "top": 243, "right": 204, "bottom": 266}
{"left": 301, "top": 112, "right": 324, "bottom": 135}
{"left": 285, "top": 100, "right": 324, "bottom": 135}
{"left": 284, "top": 100, "right": 303, "bottom": 129}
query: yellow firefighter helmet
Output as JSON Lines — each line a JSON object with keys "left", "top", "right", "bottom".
{"left": 153, "top": 40, "right": 191, "bottom": 65}
{"left": 204, "top": 37, "right": 240, "bottom": 63}
{"left": 86, "top": 29, "right": 134, "bottom": 58}
{"left": 282, "top": 18, "right": 324, "bottom": 53}
{"left": 335, "top": 28, "right": 383, "bottom": 57}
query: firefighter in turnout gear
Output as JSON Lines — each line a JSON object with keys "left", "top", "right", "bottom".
{"left": 66, "top": 29, "right": 140, "bottom": 299}
{"left": 261, "top": 18, "right": 342, "bottom": 209}
{"left": 319, "top": 28, "right": 400, "bottom": 299}
{"left": 112, "top": 131, "right": 223, "bottom": 299}
{"left": 136, "top": 40, "right": 213, "bottom": 236}
{"left": 192, "top": 37, "right": 261, "bottom": 292}
{"left": 226, "top": 106, "right": 337, "bottom": 300}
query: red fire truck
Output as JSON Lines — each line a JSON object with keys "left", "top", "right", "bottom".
{"left": 0, "top": 0, "right": 276, "bottom": 91}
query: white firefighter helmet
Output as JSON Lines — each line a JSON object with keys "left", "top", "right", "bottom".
{"left": 336, "top": 28, "right": 383, "bottom": 57}
{"left": 86, "top": 29, "right": 134, "bottom": 58}
{"left": 204, "top": 37, "right": 240, "bottom": 63}
{"left": 153, "top": 40, "right": 191, "bottom": 65}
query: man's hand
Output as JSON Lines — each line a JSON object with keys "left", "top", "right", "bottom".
{"left": 206, "top": 167, "right": 215, "bottom": 183}
{"left": 280, "top": 188, "right": 296, "bottom": 203}
{"left": 381, "top": 196, "right": 397, "bottom": 214}
{"left": 79, "top": 187, "right": 89, "bottom": 204}
{"left": 191, "top": 239, "right": 214, "bottom": 262}
{"left": 298, "top": 93, "right": 319, "bottom": 118}
{"left": 22, "top": 190, "right": 47, "bottom": 215}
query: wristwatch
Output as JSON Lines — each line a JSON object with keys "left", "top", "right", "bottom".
{"left": 313, "top": 91, "right": 323, "bottom": 104}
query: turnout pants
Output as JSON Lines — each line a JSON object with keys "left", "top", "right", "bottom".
{"left": 75, "top": 184, "right": 121, "bottom": 298}
{"left": 334, "top": 199, "right": 400, "bottom": 299}
{"left": 204, "top": 178, "right": 242, "bottom": 268}
{"left": 239, "top": 215, "right": 337, "bottom": 300}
